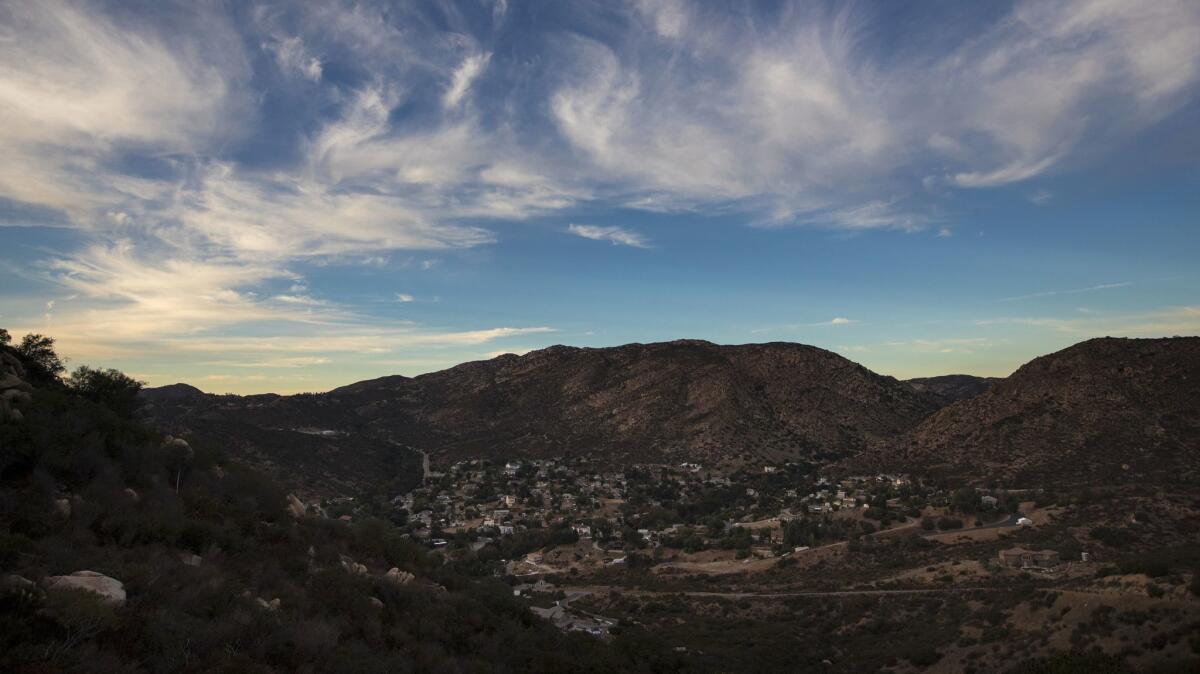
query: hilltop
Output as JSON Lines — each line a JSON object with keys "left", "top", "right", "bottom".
{"left": 142, "top": 340, "right": 941, "bottom": 488}
{"left": 904, "top": 374, "right": 1001, "bottom": 405}
{"left": 866, "top": 337, "right": 1200, "bottom": 486}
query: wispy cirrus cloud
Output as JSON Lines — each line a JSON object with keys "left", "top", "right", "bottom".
{"left": 751, "top": 317, "right": 859, "bottom": 334}
{"left": 1, "top": 0, "right": 1197, "bottom": 391}
{"left": 567, "top": 224, "right": 650, "bottom": 248}
{"left": 976, "top": 306, "right": 1200, "bottom": 335}
{"left": 998, "top": 282, "right": 1133, "bottom": 302}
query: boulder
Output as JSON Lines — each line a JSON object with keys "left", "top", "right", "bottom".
{"left": 2, "top": 574, "right": 38, "bottom": 593}
{"left": 369, "top": 597, "right": 384, "bottom": 609}
{"left": 385, "top": 567, "right": 414, "bottom": 585}
{"left": 340, "top": 556, "right": 368, "bottom": 576}
{"left": 179, "top": 553, "right": 202, "bottom": 567}
{"left": 0, "top": 356, "right": 31, "bottom": 422}
{"left": 255, "top": 597, "right": 281, "bottom": 611}
{"left": 54, "top": 498, "right": 72, "bottom": 519}
{"left": 0, "top": 373, "right": 29, "bottom": 391}
{"left": 287, "top": 494, "right": 307, "bottom": 519}
{"left": 44, "top": 571, "right": 126, "bottom": 606}
{"left": 124, "top": 488, "right": 140, "bottom": 502}
{"left": 0, "top": 350, "right": 26, "bottom": 377}
{"left": 2, "top": 388, "right": 31, "bottom": 403}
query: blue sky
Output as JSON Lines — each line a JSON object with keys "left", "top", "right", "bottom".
{"left": 0, "top": 0, "right": 1197, "bottom": 393}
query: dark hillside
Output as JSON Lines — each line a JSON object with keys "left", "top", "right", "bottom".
{"left": 0, "top": 337, "right": 687, "bottom": 673}
{"left": 865, "top": 337, "right": 1200, "bottom": 486}
{"left": 144, "top": 340, "right": 939, "bottom": 485}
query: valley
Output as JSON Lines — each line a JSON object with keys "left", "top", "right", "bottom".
{"left": 127, "top": 335, "right": 1200, "bottom": 672}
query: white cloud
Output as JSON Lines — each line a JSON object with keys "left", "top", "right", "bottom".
{"left": 1029, "top": 189, "right": 1054, "bottom": 205}
{"left": 2, "top": 0, "right": 1198, "bottom": 389}
{"left": 272, "top": 294, "right": 327, "bottom": 306}
{"left": 443, "top": 52, "right": 491, "bottom": 109}
{"left": 567, "top": 224, "right": 651, "bottom": 248}
{"left": 548, "top": 0, "right": 1200, "bottom": 219}
{"left": 395, "top": 293, "right": 415, "bottom": 302}
{"left": 751, "top": 316, "right": 860, "bottom": 334}
{"left": 635, "top": 0, "right": 687, "bottom": 39}
{"left": 0, "top": 1, "right": 248, "bottom": 220}
{"left": 998, "top": 282, "right": 1132, "bottom": 302}
{"left": 881, "top": 338, "right": 996, "bottom": 354}
{"left": 975, "top": 306, "right": 1200, "bottom": 336}
{"left": 263, "top": 35, "right": 322, "bottom": 81}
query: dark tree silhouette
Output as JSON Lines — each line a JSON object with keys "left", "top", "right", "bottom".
{"left": 68, "top": 366, "right": 145, "bottom": 418}
{"left": 14, "top": 333, "right": 65, "bottom": 384}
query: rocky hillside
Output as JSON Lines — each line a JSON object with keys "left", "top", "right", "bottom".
{"left": 872, "top": 337, "right": 1200, "bottom": 486}
{"left": 0, "top": 338, "right": 685, "bottom": 672}
{"left": 905, "top": 374, "right": 1000, "bottom": 405}
{"left": 143, "top": 340, "right": 940, "bottom": 479}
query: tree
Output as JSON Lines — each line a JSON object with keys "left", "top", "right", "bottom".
{"left": 951, "top": 487, "right": 978, "bottom": 514}
{"left": 14, "top": 333, "right": 65, "bottom": 384}
{"left": 0, "top": 328, "right": 10, "bottom": 345}
{"left": 68, "top": 366, "right": 145, "bottom": 418}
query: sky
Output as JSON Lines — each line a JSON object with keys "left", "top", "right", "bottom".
{"left": 0, "top": 0, "right": 1198, "bottom": 394}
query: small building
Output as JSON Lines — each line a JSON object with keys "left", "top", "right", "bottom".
{"left": 980, "top": 495, "right": 999, "bottom": 507}
{"left": 998, "top": 547, "right": 1059, "bottom": 569}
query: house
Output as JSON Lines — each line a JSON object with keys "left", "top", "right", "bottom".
{"left": 998, "top": 547, "right": 1059, "bottom": 569}
{"left": 572, "top": 524, "right": 592, "bottom": 538}
{"left": 1017, "top": 517, "right": 1034, "bottom": 526}
{"left": 980, "top": 495, "right": 999, "bottom": 507}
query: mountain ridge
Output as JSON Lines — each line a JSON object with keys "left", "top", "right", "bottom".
{"left": 141, "top": 336, "right": 1200, "bottom": 492}
{"left": 858, "top": 336, "right": 1200, "bottom": 486}
{"left": 141, "top": 340, "right": 941, "bottom": 488}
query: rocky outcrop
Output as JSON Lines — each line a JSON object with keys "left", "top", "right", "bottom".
{"left": 287, "top": 494, "right": 307, "bottom": 519}
{"left": 0, "top": 350, "right": 32, "bottom": 422}
{"left": 340, "top": 556, "right": 368, "bottom": 576}
{"left": 385, "top": 567, "right": 414, "bottom": 585}
{"left": 2, "top": 574, "right": 40, "bottom": 596}
{"left": 43, "top": 570, "right": 126, "bottom": 606}
{"left": 255, "top": 597, "right": 281, "bottom": 611}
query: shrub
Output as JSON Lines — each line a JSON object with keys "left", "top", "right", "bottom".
{"left": 905, "top": 646, "right": 941, "bottom": 667}
{"left": 67, "top": 366, "right": 144, "bottom": 418}
{"left": 1089, "top": 526, "right": 1136, "bottom": 549}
